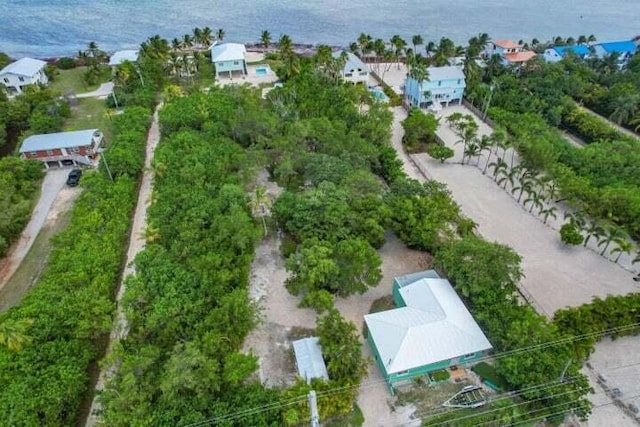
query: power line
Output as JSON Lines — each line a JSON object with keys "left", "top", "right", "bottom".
{"left": 178, "top": 321, "right": 640, "bottom": 426}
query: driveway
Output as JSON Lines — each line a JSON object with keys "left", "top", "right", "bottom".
{"left": 0, "top": 168, "right": 73, "bottom": 291}
{"left": 76, "top": 82, "right": 114, "bottom": 99}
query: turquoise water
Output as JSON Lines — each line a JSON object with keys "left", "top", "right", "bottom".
{"left": 1, "top": 0, "right": 639, "bottom": 57}
{"left": 371, "top": 89, "right": 388, "bottom": 101}
{"left": 255, "top": 67, "right": 269, "bottom": 76}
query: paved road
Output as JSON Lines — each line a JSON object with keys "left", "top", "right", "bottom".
{"left": 76, "top": 82, "right": 114, "bottom": 99}
{"left": 0, "top": 168, "right": 70, "bottom": 291}
{"left": 85, "top": 103, "right": 162, "bottom": 426}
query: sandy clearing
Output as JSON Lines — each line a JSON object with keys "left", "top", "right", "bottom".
{"left": 0, "top": 168, "right": 73, "bottom": 291}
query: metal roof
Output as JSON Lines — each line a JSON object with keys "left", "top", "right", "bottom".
{"left": 426, "top": 66, "right": 466, "bottom": 81}
{"left": 108, "top": 50, "right": 139, "bottom": 66}
{"left": 292, "top": 337, "right": 329, "bottom": 383}
{"left": 20, "top": 129, "right": 99, "bottom": 153}
{"left": 554, "top": 45, "right": 590, "bottom": 57}
{"left": 365, "top": 277, "right": 492, "bottom": 375}
{"left": 492, "top": 40, "right": 522, "bottom": 49}
{"left": 0, "top": 57, "right": 47, "bottom": 77}
{"left": 333, "top": 51, "right": 367, "bottom": 74}
{"left": 211, "top": 43, "right": 246, "bottom": 62}
{"left": 595, "top": 40, "right": 638, "bottom": 54}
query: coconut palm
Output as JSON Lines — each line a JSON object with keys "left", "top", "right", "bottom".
{"left": 259, "top": 30, "right": 272, "bottom": 49}
{"left": 182, "top": 34, "right": 194, "bottom": 50}
{"left": 0, "top": 318, "right": 33, "bottom": 352}
{"left": 477, "top": 134, "right": 493, "bottom": 173}
{"left": 454, "top": 120, "right": 479, "bottom": 164}
{"left": 583, "top": 220, "right": 605, "bottom": 247}
{"left": 171, "top": 38, "right": 182, "bottom": 51}
{"left": 588, "top": 34, "right": 597, "bottom": 42}
{"left": 611, "top": 240, "right": 635, "bottom": 264}
{"left": 597, "top": 225, "right": 626, "bottom": 256}
{"left": 202, "top": 27, "right": 213, "bottom": 47}
{"left": 216, "top": 28, "right": 225, "bottom": 41}
{"left": 409, "top": 62, "right": 429, "bottom": 108}
{"left": 524, "top": 190, "right": 545, "bottom": 214}
{"left": 357, "top": 33, "right": 372, "bottom": 60}
{"left": 609, "top": 94, "right": 640, "bottom": 125}
{"left": 488, "top": 157, "right": 508, "bottom": 182}
{"left": 539, "top": 206, "right": 558, "bottom": 225}
{"left": 464, "top": 140, "right": 481, "bottom": 165}
{"left": 412, "top": 35, "right": 424, "bottom": 54}
{"left": 425, "top": 41, "right": 436, "bottom": 59}
{"left": 193, "top": 27, "right": 203, "bottom": 48}
{"left": 390, "top": 35, "right": 407, "bottom": 69}
{"left": 278, "top": 34, "right": 293, "bottom": 56}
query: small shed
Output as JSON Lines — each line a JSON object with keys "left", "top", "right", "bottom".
{"left": 292, "top": 337, "right": 329, "bottom": 384}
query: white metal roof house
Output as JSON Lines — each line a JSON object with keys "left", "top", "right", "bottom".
{"left": 20, "top": 129, "right": 103, "bottom": 168}
{"left": 0, "top": 57, "right": 48, "bottom": 95}
{"left": 108, "top": 50, "right": 139, "bottom": 66}
{"left": 332, "top": 51, "right": 368, "bottom": 84}
{"left": 210, "top": 42, "right": 247, "bottom": 78}
{"left": 364, "top": 270, "right": 492, "bottom": 393}
{"left": 292, "top": 337, "right": 329, "bottom": 384}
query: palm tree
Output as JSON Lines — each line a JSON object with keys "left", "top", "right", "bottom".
{"left": 278, "top": 34, "right": 293, "bottom": 56}
{"left": 192, "top": 27, "right": 202, "bottom": 48}
{"left": 464, "top": 140, "right": 481, "bottom": 165}
{"left": 425, "top": 40, "right": 436, "bottom": 59}
{"left": 583, "top": 220, "right": 605, "bottom": 247}
{"left": 216, "top": 28, "right": 226, "bottom": 41}
{"left": 408, "top": 62, "right": 429, "bottom": 108}
{"left": 539, "top": 206, "right": 558, "bottom": 225}
{"left": 261, "top": 30, "right": 272, "bottom": 49}
{"left": 488, "top": 157, "right": 508, "bottom": 182}
{"left": 182, "top": 34, "right": 194, "bottom": 50}
{"left": 171, "top": 38, "right": 182, "bottom": 52}
{"left": 609, "top": 94, "right": 640, "bottom": 125}
{"left": 597, "top": 225, "right": 626, "bottom": 256}
{"left": 588, "top": 34, "right": 597, "bottom": 42}
{"left": 357, "top": 33, "right": 372, "bottom": 61}
{"left": 477, "top": 134, "right": 493, "bottom": 173}
{"left": 577, "top": 35, "right": 587, "bottom": 45}
{"left": 412, "top": 35, "right": 424, "bottom": 55}
{"left": 524, "top": 190, "right": 544, "bottom": 214}
{"left": 611, "top": 240, "right": 635, "bottom": 264}
{"left": 201, "top": 27, "right": 213, "bottom": 47}
{"left": 390, "top": 35, "right": 407, "bottom": 69}
{"left": 0, "top": 318, "right": 33, "bottom": 352}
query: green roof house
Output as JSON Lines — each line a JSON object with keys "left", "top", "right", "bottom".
{"left": 364, "top": 270, "right": 492, "bottom": 393}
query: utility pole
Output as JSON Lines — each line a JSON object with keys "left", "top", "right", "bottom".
{"left": 482, "top": 84, "right": 494, "bottom": 121}
{"left": 308, "top": 390, "right": 320, "bottom": 427}
{"left": 99, "top": 149, "right": 114, "bottom": 182}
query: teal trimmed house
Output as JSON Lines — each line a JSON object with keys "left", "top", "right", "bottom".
{"left": 364, "top": 270, "right": 492, "bottom": 393}
{"left": 404, "top": 66, "right": 466, "bottom": 109}
{"left": 210, "top": 42, "right": 247, "bottom": 78}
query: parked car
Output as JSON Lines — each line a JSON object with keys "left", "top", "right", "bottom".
{"left": 66, "top": 169, "right": 82, "bottom": 187}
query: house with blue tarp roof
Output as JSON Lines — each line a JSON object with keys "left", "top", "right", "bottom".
{"left": 592, "top": 39, "right": 638, "bottom": 67}
{"left": 543, "top": 45, "right": 591, "bottom": 63}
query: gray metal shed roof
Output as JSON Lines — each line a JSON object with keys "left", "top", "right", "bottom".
{"left": 365, "top": 276, "right": 492, "bottom": 375}
{"left": 0, "top": 57, "right": 47, "bottom": 77}
{"left": 20, "top": 129, "right": 99, "bottom": 153}
{"left": 292, "top": 337, "right": 329, "bottom": 383}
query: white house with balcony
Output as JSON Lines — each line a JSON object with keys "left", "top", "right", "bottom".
{"left": 0, "top": 57, "right": 48, "bottom": 95}
{"left": 333, "top": 51, "right": 369, "bottom": 84}
{"left": 211, "top": 43, "right": 247, "bottom": 78}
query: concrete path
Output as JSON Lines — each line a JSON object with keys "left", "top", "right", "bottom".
{"left": 0, "top": 168, "right": 75, "bottom": 291}
{"left": 85, "top": 103, "right": 162, "bottom": 426}
{"left": 76, "top": 82, "right": 114, "bottom": 99}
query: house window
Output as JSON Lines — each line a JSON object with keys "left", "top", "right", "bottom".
{"left": 438, "top": 81, "right": 442, "bottom": 86}
{"left": 30, "top": 151, "right": 37, "bottom": 157}
{"left": 71, "top": 147, "right": 80, "bottom": 153}
{"left": 457, "top": 79, "right": 461, "bottom": 84}
{"left": 345, "top": 73, "right": 353, "bottom": 77}
{"left": 233, "top": 61, "right": 239, "bottom": 65}
{"left": 463, "top": 353, "right": 476, "bottom": 360}
{"left": 2, "top": 78, "right": 8, "bottom": 83}
{"left": 218, "top": 62, "right": 224, "bottom": 68}
{"left": 46, "top": 150, "right": 54, "bottom": 156}
{"left": 19, "top": 77, "right": 25, "bottom": 82}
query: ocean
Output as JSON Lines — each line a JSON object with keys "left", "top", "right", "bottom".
{"left": 0, "top": 0, "right": 639, "bottom": 58}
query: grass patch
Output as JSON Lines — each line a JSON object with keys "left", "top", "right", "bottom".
{"left": 369, "top": 295, "right": 396, "bottom": 314}
{"left": 430, "top": 369, "right": 450, "bottom": 382}
{"left": 471, "top": 362, "right": 508, "bottom": 391}
{"left": 65, "top": 98, "right": 112, "bottom": 142}
{"left": 288, "top": 326, "right": 316, "bottom": 341}
{"left": 0, "top": 188, "right": 76, "bottom": 312}
{"left": 50, "top": 66, "right": 110, "bottom": 95}
{"left": 396, "top": 380, "right": 468, "bottom": 413}
{"left": 325, "top": 403, "right": 364, "bottom": 427}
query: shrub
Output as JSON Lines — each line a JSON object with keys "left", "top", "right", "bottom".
{"left": 55, "top": 57, "right": 77, "bottom": 70}
{"left": 427, "top": 143, "right": 455, "bottom": 163}
{"left": 560, "top": 222, "right": 584, "bottom": 245}
{"left": 430, "top": 369, "right": 450, "bottom": 382}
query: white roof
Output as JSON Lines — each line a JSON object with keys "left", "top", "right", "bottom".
{"left": 292, "top": 337, "right": 329, "bottom": 383}
{"left": 365, "top": 277, "right": 492, "bottom": 375}
{"left": 333, "top": 51, "right": 367, "bottom": 73}
{"left": 426, "top": 66, "right": 465, "bottom": 82}
{"left": 20, "top": 129, "right": 99, "bottom": 153}
{"left": 211, "top": 43, "right": 246, "bottom": 62}
{"left": 0, "top": 57, "right": 47, "bottom": 77}
{"left": 108, "top": 50, "right": 139, "bottom": 66}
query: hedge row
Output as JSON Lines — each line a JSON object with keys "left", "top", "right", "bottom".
{"left": 562, "top": 107, "right": 638, "bottom": 145}
{"left": 0, "top": 106, "right": 151, "bottom": 425}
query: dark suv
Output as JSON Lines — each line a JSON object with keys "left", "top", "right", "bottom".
{"left": 66, "top": 169, "right": 82, "bottom": 187}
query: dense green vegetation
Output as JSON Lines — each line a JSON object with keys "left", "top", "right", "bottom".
{"left": 0, "top": 157, "right": 43, "bottom": 256}
{"left": 0, "top": 106, "right": 150, "bottom": 425}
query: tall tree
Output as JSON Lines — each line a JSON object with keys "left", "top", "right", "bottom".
{"left": 412, "top": 34, "right": 424, "bottom": 53}
{"left": 260, "top": 30, "right": 272, "bottom": 49}
{"left": 216, "top": 28, "right": 226, "bottom": 41}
